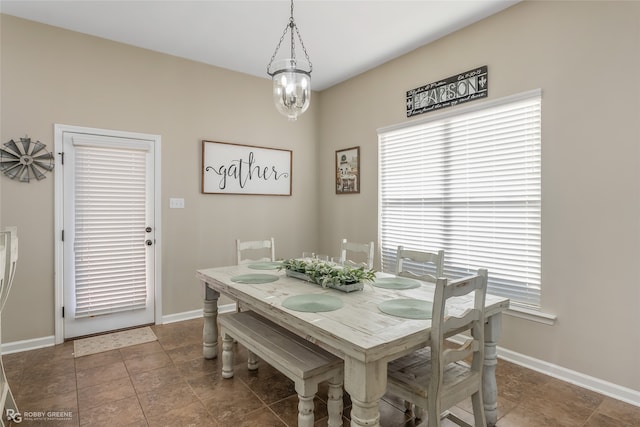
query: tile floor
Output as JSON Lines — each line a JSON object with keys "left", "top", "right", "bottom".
{"left": 4, "top": 317, "right": 640, "bottom": 426}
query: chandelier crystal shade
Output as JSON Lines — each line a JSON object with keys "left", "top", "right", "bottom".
{"left": 267, "top": 0, "right": 312, "bottom": 121}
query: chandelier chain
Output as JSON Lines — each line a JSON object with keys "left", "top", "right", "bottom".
{"left": 294, "top": 22, "right": 312, "bottom": 70}
{"left": 267, "top": 22, "right": 290, "bottom": 74}
{"left": 266, "top": 0, "right": 312, "bottom": 75}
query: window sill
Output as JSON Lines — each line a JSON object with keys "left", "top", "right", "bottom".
{"left": 504, "top": 303, "right": 557, "bottom": 326}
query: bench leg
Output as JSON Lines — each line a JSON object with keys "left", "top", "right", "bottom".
{"left": 297, "top": 394, "right": 315, "bottom": 427}
{"left": 221, "top": 332, "right": 235, "bottom": 379}
{"left": 327, "top": 374, "right": 344, "bottom": 427}
{"left": 294, "top": 380, "right": 319, "bottom": 427}
{"left": 247, "top": 350, "right": 259, "bottom": 371}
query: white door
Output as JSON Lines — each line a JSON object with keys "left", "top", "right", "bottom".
{"left": 60, "top": 129, "right": 158, "bottom": 338}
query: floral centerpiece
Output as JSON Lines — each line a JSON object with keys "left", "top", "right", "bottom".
{"left": 279, "top": 258, "right": 376, "bottom": 292}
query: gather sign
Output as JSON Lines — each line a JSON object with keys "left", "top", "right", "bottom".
{"left": 202, "top": 140, "right": 292, "bottom": 196}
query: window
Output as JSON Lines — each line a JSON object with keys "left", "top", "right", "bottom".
{"left": 378, "top": 90, "right": 541, "bottom": 309}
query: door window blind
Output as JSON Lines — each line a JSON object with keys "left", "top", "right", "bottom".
{"left": 378, "top": 90, "right": 541, "bottom": 309}
{"left": 73, "top": 143, "right": 148, "bottom": 318}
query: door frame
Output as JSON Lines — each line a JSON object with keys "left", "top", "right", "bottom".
{"left": 53, "top": 124, "right": 162, "bottom": 344}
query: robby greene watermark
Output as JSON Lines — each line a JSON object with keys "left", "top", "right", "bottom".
{"left": 6, "top": 409, "right": 74, "bottom": 423}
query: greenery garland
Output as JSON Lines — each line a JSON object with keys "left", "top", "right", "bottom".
{"left": 279, "top": 258, "right": 376, "bottom": 288}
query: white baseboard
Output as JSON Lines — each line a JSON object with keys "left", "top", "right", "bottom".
{"left": 447, "top": 333, "right": 640, "bottom": 407}
{"left": 160, "top": 303, "right": 236, "bottom": 324}
{"left": 498, "top": 346, "right": 640, "bottom": 407}
{"left": 1, "top": 335, "right": 56, "bottom": 355}
{"left": 161, "top": 309, "right": 203, "bottom": 324}
{"left": 0, "top": 304, "right": 238, "bottom": 355}
{"left": 3, "top": 308, "right": 638, "bottom": 408}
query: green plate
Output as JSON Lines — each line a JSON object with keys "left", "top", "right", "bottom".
{"left": 248, "top": 262, "right": 282, "bottom": 270}
{"left": 372, "top": 277, "right": 421, "bottom": 289}
{"left": 231, "top": 274, "right": 279, "bottom": 284}
{"left": 378, "top": 299, "right": 433, "bottom": 319}
{"left": 282, "top": 294, "right": 344, "bottom": 313}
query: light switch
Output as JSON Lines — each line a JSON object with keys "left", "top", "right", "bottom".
{"left": 169, "top": 198, "right": 185, "bottom": 209}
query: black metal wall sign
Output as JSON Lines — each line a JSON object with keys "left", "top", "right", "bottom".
{"left": 406, "top": 66, "right": 488, "bottom": 117}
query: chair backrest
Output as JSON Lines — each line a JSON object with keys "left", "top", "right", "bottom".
{"left": 0, "top": 235, "right": 6, "bottom": 304}
{"left": 236, "top": 237, "right": 275, "bottom": 265}
{"left": 430, "top": 268, "right": 488, "bottom": 407}
{"left": 395, "top": 246, "right": 444, "bottom": 283}
{"left": 0, "top": 227, "right": 18, "bottom": 311}
{"left": 340, "top": 238, "right": 374, "bottom": 269}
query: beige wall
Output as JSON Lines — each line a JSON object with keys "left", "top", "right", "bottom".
{"left": 318, "top": 1, "right": 640, "bottom": 393}
{"left": 2, "top": 0, "right": 639, "bottom": 395}
{"left": 0, "top": 15, "right": 320, "bottom": 340}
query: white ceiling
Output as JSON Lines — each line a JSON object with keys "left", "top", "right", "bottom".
{"left": 0, "top": 0, "right": 519, "bottom": 91}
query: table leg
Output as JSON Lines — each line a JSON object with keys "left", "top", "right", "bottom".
{"left": 202, "top": 284, "right": 219, "bottom": 359}
{"left": 344, "top": 356, "right": 387, "bottom": 427}
{"left": 483, "top": 313, "right": 502, "bottom": 426}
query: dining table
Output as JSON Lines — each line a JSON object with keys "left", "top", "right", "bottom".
{"left": 196, "top": 263, "right": 509, "bottom": 427}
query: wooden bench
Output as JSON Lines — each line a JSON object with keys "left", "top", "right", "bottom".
{"left": 219, "top": 310, "right": 343, "bottom": 427}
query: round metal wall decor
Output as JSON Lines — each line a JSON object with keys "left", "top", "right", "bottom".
{"left": 0, "top": 137, "right": 55, "bottom": 182}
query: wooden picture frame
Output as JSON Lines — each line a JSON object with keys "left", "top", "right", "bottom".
{"left": 202, "top": 140, "right": 292, "bottom": 195}
{"left": 335, "top": 146, "right": 360, "bottom": 194}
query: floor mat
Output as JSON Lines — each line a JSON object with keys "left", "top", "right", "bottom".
{"left": 73, "top": 326, "right": 157, "bottom": 357}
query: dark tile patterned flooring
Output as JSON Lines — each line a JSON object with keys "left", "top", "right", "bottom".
{"left": 4, "top": 317, "right": 640, "bottom": 426}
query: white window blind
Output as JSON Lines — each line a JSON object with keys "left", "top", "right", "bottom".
{"left": 73, "top": 143, "right": 148, "bottom": 318}
{"left": 378, "top": 90, "right": 541, "bottom": 309}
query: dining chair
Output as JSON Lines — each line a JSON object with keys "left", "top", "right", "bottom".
{"left": 236, "top": 237, "right": 275, "bottom": 265}
{"left": 340, "top": 238, "right": 374, "bottom": 269}
{"left": 386, "top": 268, "right": 489, "bottom": 427}
{"left": 395, "top": 246, "right": 444, "bottom": 283}
{"left": 0, "top": 227, "right": 18, "bottom": 311}
{"left": 234, "top": 237, "right": 276, "bottom": 353}
{"left": 0, "top": 228, "right": 19, "bottom": 426}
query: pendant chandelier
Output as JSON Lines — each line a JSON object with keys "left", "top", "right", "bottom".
{"left": 266, "top": 0, "right": 312, "bottom": 121}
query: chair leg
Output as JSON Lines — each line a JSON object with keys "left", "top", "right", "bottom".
{"left": 444, "top": 411, "right": 471, "bottom": 427}
{"left": 404, "top": 400, "right": 414, "bottom": 415}
{"left": 233, "top": 302, "right": 241, "bottom": 343}
{"left": 426, "top": 401, "right": 441, "bottom": 427}
{"left": 471, "top": 390, "right": 487, "bottom": 427}
{"left": 327, "top": 375, "right": 344, "bottom": 427}
{"left": 221, "top": 332, "right": 235, "bottom": 379}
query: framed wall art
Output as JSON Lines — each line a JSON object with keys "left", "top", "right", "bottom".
{"left": 335, "top": 146, "right": 360, "bottom": 194}
{"left": 202, "top": 140, "right": 292, "bottom": 195}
